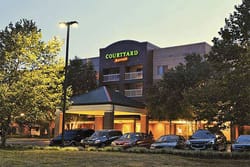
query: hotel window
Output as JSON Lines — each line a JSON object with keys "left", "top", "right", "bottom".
{"left": 157, "top": 65, "right": 168, "bottom": 76}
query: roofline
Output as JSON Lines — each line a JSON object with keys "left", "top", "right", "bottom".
{"left": 71, "top": 102, "right": 145, "bottom": 109}
{"left": 156, "top": 42, "right": 211, "bottom": 50}
{"left": 103, "top": 86, "right": 112, "bottom": 102}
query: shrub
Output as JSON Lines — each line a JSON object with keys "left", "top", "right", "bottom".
{"left": 125, "top": 147, "right": 150, "bottom": 153}
{"left": 42, "top": 146, "right": 61, "bottom": 151}
{"left": 86, "top": 146, "right": 97, "bottom": 151}
{"left": 101, "top": 146, "right": 125, "bottom": 152}
{"left": 111, "top": 146, "right": 124, "bottom": 152}
{"left": 101, "top": 146, "right": 112, "bottom": 152}
{"left": 2, "top": 143, "right": 250, "bottom": 159}
{"left": 60, "top": 147, "right": 79, "bottom": 151}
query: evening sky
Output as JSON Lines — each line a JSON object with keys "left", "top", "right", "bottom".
{"left": 0, "top": 0, "right": 242, "bottom": 59}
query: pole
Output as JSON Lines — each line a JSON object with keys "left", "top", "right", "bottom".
{"left": 61, "top": 24, "right": 70, "bottom": 147}
{"left": 59, "top": 21, "right": 78, "bottom": 147}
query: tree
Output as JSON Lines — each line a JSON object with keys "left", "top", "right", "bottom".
{"left": 185, "top": 0, "right": 250, "bottom": 136}
{"left": 0, "top": 19, "right": 64, "bottom": 146}
{"left": 208, "top": 0, "right": 249, "bottom": 72}
{"left": 67, "top": 57, "right": 97, "bottom": 96}
{"left": 146, "top": 54, "right": 211, "bottom": 133}
{"left": 208, "top": 0, "right": 250, "bottom": 127}
{"left": 224, "top": 47, "right": 250, "bottom": 126}
{"left": 12, "top": 61, "right": 65, "bottom": 132}
{"left": 146, "top": 67, "right": 184, "bottom": 133}
{"left": 183, "top": 78, "right": 230, "bottom": 128}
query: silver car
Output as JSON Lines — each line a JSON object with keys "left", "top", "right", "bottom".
{"left": 232, "top": 135, "right": 250, "bottom": 152}
{"left": 150, "top": 135, "right": 186, "bottom": 149}
{"left": 186, "top": 129, "right": 227, "bottom": 151}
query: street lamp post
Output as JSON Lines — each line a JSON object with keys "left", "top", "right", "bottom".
{"left": 60, "top": 21, "right": 78, "bottom": 146}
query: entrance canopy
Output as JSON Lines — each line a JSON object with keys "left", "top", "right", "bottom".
{"left": 67, "top": 86, "right": 146, "bottom": 116}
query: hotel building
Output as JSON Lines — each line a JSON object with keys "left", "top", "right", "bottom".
{"left": 99, "top": 40, "right": 211, "bottom": 101}
{"left": 56, "top": 40, "right": 230, "bottom": 140}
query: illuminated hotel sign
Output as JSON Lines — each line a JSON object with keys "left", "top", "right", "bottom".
{"left": 105, "top": 50, "right": 139, "bottom": 63}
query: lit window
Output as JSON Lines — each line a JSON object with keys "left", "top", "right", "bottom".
{"left": 157, "top": 65, "right": 168, "bottom": 76}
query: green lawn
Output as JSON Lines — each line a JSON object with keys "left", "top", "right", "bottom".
{"left": 0, "top": 150, "right": 250, "bottom": 167}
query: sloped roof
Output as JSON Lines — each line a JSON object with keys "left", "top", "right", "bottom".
{"left": 71, "top": 86, "right": 145, "bottom": 108}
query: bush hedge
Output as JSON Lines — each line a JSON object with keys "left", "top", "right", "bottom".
{"left": 1, "top": 144, "right": 250, "bottom": 159}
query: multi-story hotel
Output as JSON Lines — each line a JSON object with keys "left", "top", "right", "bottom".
{"left": 55, "top": 40, "right": 232, "bottom": 140}
{"left": 99, "top": 40, "right": 211, "bottom": 102}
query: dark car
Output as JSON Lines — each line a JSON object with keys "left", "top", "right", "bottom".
{"left": 150, "top": 135, "right": 186, "bottom": 149}
{"left": 82, "top": 129, "right": 122, "bottom": 147}
{"left": 111, "top": 132, "right": 154, "bottom": 148}
{"left": 49, "top": 128, "right": 94, "bottom": 146}
{"left": 186, "top": 129, "right": 227, "bottom": 151}
{"left": 231, "top": 135, "right": 250, "bottom": 152}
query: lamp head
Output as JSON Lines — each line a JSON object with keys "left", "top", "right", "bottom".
{"left": 59, "top": 21, "right": 78, "bottom": 28}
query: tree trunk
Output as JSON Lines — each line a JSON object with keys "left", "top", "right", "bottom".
{"left": 1, "top": 129, "right": 7, "bottom": 147}
{"left": 230, "top": 121, "right": 235, "bottom": 142}
{"left": 1, "top": 115, "right": 11, "bottom": 147}
{"left": 169, "top": 120, "right": 172, "bottom": 134}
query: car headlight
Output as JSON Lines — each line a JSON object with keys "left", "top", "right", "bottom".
{"left": 64, "top": 140, "right": 71, "bottom": 144}
{"left": 208, "top": 139, "right": 215, "bottom": 144}
{"left": 186, "top": 140, "right": 191, "bottom": 145}
{"left": 124, "top": 142, "right": 131, "bottom": 145}
{"left": 94, "top": 140, "right": 101, "bottom": 144}
{"left": 150, "top": 145, "right": 155, "bottom": 149}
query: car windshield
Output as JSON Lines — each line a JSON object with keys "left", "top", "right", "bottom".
{"left": 237, "top": 136, "right": 250, "bottom": 143}
{"left": 120, "top": 133, "right": 141, "bottom": 140}
{"left": 90, "top": 131, "right": 108, "bottom": 138}
{"left": 157, "top": 135, "right": 178, "bottom": 142}
{"left": 55, "top": 130, "right": 77, "bottom": 139}
{"left": 65, "top": 130, "right": 77, "bottom": 136}
{"left": 191, "top": 130, "right": 215, "bottom": 139}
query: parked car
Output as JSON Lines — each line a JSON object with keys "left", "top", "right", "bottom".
{"left": 111, "top": 132, "right": 154, "bottom": 148}
{"left": 82, "top": 129, "right": 122, "bottom": 147}
{"left": 49, "top": 128, "right": 94, "bottom": 146}
{"left": 231, "top": 135, "right": 250, "bottom": 152}
{"left": 150, "top": 135, "right": 186, "bottom": 149}
{"left": 186, "top": 129, "right": 227, "bottom": 151}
